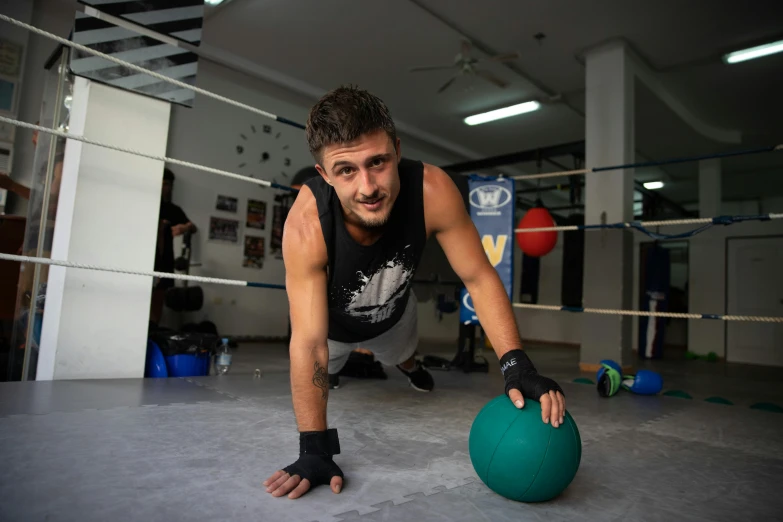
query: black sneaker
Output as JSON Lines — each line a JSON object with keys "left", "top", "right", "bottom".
{"left": 396, "top": 360, "right": 434, "bottom": 392}
{"left": 329, "top": 373, "right": 340, "bottom": 390}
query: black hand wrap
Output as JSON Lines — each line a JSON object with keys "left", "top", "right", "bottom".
{"left": 282, "top": 429, "right": 343, "bottom": 486}
{"left": 499, "top": 349, "right": 564, "bottom": 400}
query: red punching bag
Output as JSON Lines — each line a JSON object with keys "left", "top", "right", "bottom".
{"left": 516, "top": 203, "right": 557, "bottom": 257}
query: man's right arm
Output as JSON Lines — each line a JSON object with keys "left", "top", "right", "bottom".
{"left": 263, "top": 188, "right": 343, "bottom": 499}
{"left": 283, "top": 202, "right": 330, "bottom": 431}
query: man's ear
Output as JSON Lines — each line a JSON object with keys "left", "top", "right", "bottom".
{"left": 315, "top": 163, "right": 332, "bottom": 185}
{"left": 395, "top": 137, "right": 402, "bottom": 162}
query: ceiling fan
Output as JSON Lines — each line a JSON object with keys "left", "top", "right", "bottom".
{"left": 409, "top": 40, "right": 520, "bottom": 94}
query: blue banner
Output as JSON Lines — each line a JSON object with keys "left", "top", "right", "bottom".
{"left": 460, "top": 175, "right": 516, "bottom": 325}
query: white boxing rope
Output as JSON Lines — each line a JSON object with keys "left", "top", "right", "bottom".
{"left": 4, "top": 254, "right": 780, "bottom": 323}
{"left": 514, "top": 213, "right": 783, "bottom": 235}
{"left": 0, "top": 252, "right": 285, "bottom": 290}
{"left": 512, "top": 302, "right": 783, "bottom": 323}
{"left": 0, "top": 116, "right": 295, "bottom": 191}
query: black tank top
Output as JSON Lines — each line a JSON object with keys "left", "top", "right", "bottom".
{"left": 306, "top": 158, "right": 427, "bottom": 343}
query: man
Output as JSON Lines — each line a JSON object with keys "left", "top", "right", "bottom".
{"left": 263, "top": 86, "right": 565, "bottom": 499}
{"left": 150, "top": 168, "right": 197, "bottom": 325}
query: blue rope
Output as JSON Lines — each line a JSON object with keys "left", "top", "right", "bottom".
{"left": 275, "top": 116, "right": 306, "bottom": 130}
{"left": 627, "top": 223, "right": 714, "bottom": 240}
{"left": 247, "top": 282, "right": 286, "bottom": 290}
{"left": 271, "top": 182, "right": 298, "bottom": 192}
{"left": 592, "top": 145, "right": 778, "bottom": 173}
{"left": 572, "top": 213, "right": 777, "bottom": 240}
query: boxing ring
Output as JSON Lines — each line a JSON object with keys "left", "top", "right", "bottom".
{"left": 1, "top": 12, "right": 783, "bottom": 522}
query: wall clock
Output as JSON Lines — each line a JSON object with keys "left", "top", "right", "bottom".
{"left": 234, "top": 122, "right": 291, "bottom": 185}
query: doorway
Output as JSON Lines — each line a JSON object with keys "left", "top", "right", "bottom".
{"left": 638, "top": 240, "right": 689, "bottom": 357}
{"left": 726, "top": 236, "right": 783, "bottom": 366}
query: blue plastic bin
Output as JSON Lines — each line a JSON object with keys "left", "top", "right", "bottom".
{"left": 164, "top": 353, "right": 211, "bottom": 377}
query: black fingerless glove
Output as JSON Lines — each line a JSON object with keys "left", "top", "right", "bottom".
{"left": 282, "top": 429, "right": 344, "bottom": 487}
{"left": 499, "top": 349, "right": 564, "bottom": 400}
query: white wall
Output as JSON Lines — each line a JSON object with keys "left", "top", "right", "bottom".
{"left": 164, "top": 60, "right": 462, "bottom": 338}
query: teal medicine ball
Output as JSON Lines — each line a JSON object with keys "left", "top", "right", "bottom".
{"left": 468, "top": 395, "right": 581, "bottom": 502}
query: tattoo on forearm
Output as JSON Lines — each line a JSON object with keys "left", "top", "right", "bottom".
{"left": 313, "top": 361, "right": 328, "bottom": 400}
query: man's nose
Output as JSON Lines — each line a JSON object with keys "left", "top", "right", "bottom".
{"left": 357, "top": 169, "right": 378, "bottom": 194}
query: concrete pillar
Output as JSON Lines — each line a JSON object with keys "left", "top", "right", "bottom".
{"left": 36, "top": 77, "right": 171, "bottom": 380}
{"left": 688, "top": 158, "right": 723, "bottom": 356}
{"left": 698, "top": 158, "right": 721, "bottom": 217}
{"left": 581, "top": 41, "right": 636, "bottom": 372}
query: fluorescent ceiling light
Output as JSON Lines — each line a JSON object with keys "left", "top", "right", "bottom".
{"left": 464, "top": 101, "right": 540, "bottom": 126}
{"left": 643, "top": 181, "right": 664, "bottom": 190}
{"left": 723, "top": 39, "right": 783, "bottom": 64}
{"left": 205, "top": 0, "right": 225, "bottom": 5}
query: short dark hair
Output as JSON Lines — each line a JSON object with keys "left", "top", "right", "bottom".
{"left": 163, "top": 168, "right": 175, "bottom": 182}
{"left": 306, "top": 85, "right": 396, "bottom": 163}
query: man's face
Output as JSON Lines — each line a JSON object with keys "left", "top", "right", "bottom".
{"left": 316, "top": 130, "right": 401, "bottom": 230}
{"left": 162, "top": 179, "right": 173, "bottom": 201}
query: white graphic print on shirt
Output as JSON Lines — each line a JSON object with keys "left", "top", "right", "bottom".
{"left": 342, "top": 245, "right": 414, "bottom": 324}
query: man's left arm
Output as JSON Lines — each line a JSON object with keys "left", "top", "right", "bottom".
{"left": 423, "top": 165, "right": 565, "bottom": 427}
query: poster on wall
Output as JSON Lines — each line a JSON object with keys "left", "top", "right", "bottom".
{"left": 270, "top": 204, "right": 289, "bottom": 258}
{"left": 209, "top": 216, "right": 239, "bottom": 243}
{"left": 216, "top": 195, "right": 238, "bottom": 213}
{"left": 243, "top": 236, "right": 265, "bottom": 269}
{"left": 459, "top": 175, "right": 515, "bottom": 325}
{"left": 0, "top": 39, "right": 23, "bottom": 77}
{"left": 246, "top": 199, "right": 267, "bottom": 230}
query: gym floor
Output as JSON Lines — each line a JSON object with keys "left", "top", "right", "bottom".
{"left": 1, "top": 342, "right": 782, "bottom": 522}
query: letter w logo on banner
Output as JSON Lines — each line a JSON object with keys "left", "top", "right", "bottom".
{"left": 482, "top": 235, "right": 508, "bottom": 267}
{"left": 477, "top": 189, "right": 502, "bottom": 208}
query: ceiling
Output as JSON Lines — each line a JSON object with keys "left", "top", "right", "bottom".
{"left": 199, "top": 0, "right": 783, "bottom": 212}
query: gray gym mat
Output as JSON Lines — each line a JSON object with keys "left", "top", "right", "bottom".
{"left": 1, "top": 352, "right": 782, "bottom": 521}
{"left": 0, "top": 372, "right": 239, "bottom": 417}
{"left": 0, "top": 377, "right": 237, "bottom": 418}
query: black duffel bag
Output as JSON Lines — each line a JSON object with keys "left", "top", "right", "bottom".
{"left": 165, "top": 286, "right": 204, "bottom": 312}
{"left": 149, "top": 329, "right": 220, "bottom": 357}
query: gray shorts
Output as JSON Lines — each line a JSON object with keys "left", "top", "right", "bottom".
{"left": 328, "top": 293, "right": 418, "bottom": 374}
